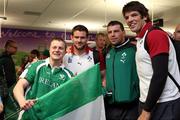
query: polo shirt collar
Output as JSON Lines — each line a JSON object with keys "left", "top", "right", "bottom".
{"left": 45, "top": 58, "right": 65, "bottom": 69}
{"left": 114, "top": 38, "right": 129, "bottom": 49}
{"left": 70, "top": 45, "right": 91, "bottom": 55}
{"left": 137, "top": 22, "right": 153, "bottom": 38}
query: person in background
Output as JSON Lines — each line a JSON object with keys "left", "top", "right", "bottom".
{"left": 105, "top": 20, "right": 139, "bottom": 120}
{"left": 17, "top": 49, "right": 40, "bottom": 78}
{"left": 13, "top": 38, "right": 73, "bottom": 119}
{"left": 24, "top": 49, "right": 40, "bottom": 68}
{"left": 42, "top": 49, "right": 50, "bottom": 59}
{"left": 93, "top": 33, "right": 106, "bottom": 70}
{"left": 17, "top": 55, "right": 29, "bottom": 77}
{"left": 0, "top": 40, "right": 17, "bottom": 119}
{"left": 0, "top": 40, "right": 17, "bottom": 88}
{"left": 173, "top": 24, "right": 180, "bottom": 69}
{"left": 95, "top": 33, "right": 107, "bottom": 51}
{"left": 93, "top": 33, "right": 107, "bottom": 86}
{"left": 122, "top": 1, "right": 180, "bottom": 120}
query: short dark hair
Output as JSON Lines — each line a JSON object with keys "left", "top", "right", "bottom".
{"left": 30, "top": 49, "right": 40, "bottom": 58}
{"left": 107, "top": 21, "right": 124, "bottom": 31}
{"left": 50, "top": 37, "right": 67, "bottom": 50}
{"left": 122, "top": 1, "right": 151, "bottom": 22}
{"left": 4, "top": 40, "right": 16, "bottom": 48}
{"left": 72, "top": 25, "right": 89, "bottom": 36}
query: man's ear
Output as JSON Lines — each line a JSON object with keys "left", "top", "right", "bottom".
{"left": 70, "top": 35, "right": 73, "bottom": 40}
{"left": 143, "top": 16, "right": 148, "bottom": 21}
{"left": 122, "top": 30, "right": 126, "bottom": 37}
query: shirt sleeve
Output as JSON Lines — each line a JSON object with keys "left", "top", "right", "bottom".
{"left": 147, "top": 30, "right": 169, "bottom": 58}
{"left": 24, "top": 63, "right": 37, "bottom": 84}
{"left": 143, "top": 54, "right": 168, "bottom": 111}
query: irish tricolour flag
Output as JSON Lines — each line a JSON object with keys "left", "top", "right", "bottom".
{"left": 22, "top": 64, "right": 106, "bottom": 120}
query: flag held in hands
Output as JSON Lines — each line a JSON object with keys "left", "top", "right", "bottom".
{"left": 23, "top": 64, "right": 106, "bottom": 120}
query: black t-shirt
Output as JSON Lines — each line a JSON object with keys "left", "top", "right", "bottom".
{"left": 0, "top": 52, "right": 16, "bottom": 88}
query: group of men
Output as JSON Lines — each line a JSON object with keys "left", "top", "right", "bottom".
{"left": 0, "top": 1, "right": 180, "bottom": 120}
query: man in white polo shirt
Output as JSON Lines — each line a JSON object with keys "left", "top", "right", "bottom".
{"left": 63, "top": 25, "right": 104, "bottom": 75}
{"left": 122, "top": 1, "right": 180, "bottom": 120}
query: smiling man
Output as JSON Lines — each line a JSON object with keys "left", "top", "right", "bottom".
{"left": 13, "top": 38, "right": 73, "bottom": 119}
{"left": 122, "top": 1, "right": 180, "bottom": 120}
{"left": 64, "top": 25, "right": 97, "bottom": 75}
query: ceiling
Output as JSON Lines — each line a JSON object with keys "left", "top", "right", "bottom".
{"left": 0, "top": 0, "right": 180, "bottom": 35}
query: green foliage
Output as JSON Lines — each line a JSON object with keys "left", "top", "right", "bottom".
{"left": 12, "top": 51, "right": 28, "bottom": 66}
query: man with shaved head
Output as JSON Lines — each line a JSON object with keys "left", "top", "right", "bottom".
{"left": 174, "top": 24, "right": 180, "bottom": 41}
{"left": 174, "top": 24, "right": 180, "bottom": 69}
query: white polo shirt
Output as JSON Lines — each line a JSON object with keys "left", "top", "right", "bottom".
{"left": 136, "top": 30, "right": 180, "bottom": 103}
{"left": 63, "top": 49, "right": 95, "bottom": 75}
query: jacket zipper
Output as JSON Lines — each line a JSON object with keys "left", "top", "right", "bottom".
{"left": 112, "top": 50, "right": 116, "bottom": 102}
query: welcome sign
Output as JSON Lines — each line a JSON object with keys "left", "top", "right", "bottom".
{"left": 0, "top": 28, "right": 96, "bottom": 52}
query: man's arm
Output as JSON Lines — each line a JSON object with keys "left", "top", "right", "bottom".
{"left": 144, "top": 54, "right": 168, "bottom": 111}
{"left": 13, "top": 78, "right": 36, "bottom": 110}
{"left": 138, "top": 53, "right": 168, "bottom": 120}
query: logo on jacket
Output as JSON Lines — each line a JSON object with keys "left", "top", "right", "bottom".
{"left": 120, "top": 52, "right": 127, "bottom": 63}
{"left": 106, "top": 53, "right": 110, "bottom": 59}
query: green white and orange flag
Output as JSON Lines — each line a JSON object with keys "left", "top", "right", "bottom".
{"left": 22, "top": 64, "right": 106, "bottom": 120}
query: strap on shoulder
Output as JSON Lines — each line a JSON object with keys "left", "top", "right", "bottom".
{"left": 144, "top": 26, "right": 163, "bottom": 53}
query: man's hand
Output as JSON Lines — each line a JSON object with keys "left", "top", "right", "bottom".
{"left": 19, "top": 99, "right": 36, "bottom": 110}
{"left": 138, "top": 110, "right": 151, "bottom": 120}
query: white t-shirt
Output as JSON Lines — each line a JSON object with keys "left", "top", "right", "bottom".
{"left": 63, "top": 51, "right": 95, "bottom": 75}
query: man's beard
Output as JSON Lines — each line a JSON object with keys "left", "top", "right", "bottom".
{"left": 74, "top": 44, "right": 86, "bottom": 50}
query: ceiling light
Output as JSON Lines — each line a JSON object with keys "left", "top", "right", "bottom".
{"left": 0, "top": 17, "right": 7, "bottom": 20}
{"left": 24, "top": 11, "right": 42, "bottom": 16}
{"left": 0, "top": 17, "right": 7, "bottom": 38}
{"left": 0, "top": 0, "right": 7, "bottom": 38}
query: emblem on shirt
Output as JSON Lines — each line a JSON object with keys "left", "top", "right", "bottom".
{"left": 106, "top": 53, "right": 110, "bottom": 59}
{"left": 77, "top": 61, "right": 82, "bottom": 65}
{"left": 87, "top": 56, "right": 92, "bottom": 62}
{"left": 46, "top": 71, "right": 50, "bottom": 75}
{"left": 68, "top": 57, "right": 72, "bottom": 63}
{"left": 120, "top": 52, "right": 127, "bottom": 63}
{"left": 59, "top": 74, "right": 66, "bottom": 81}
